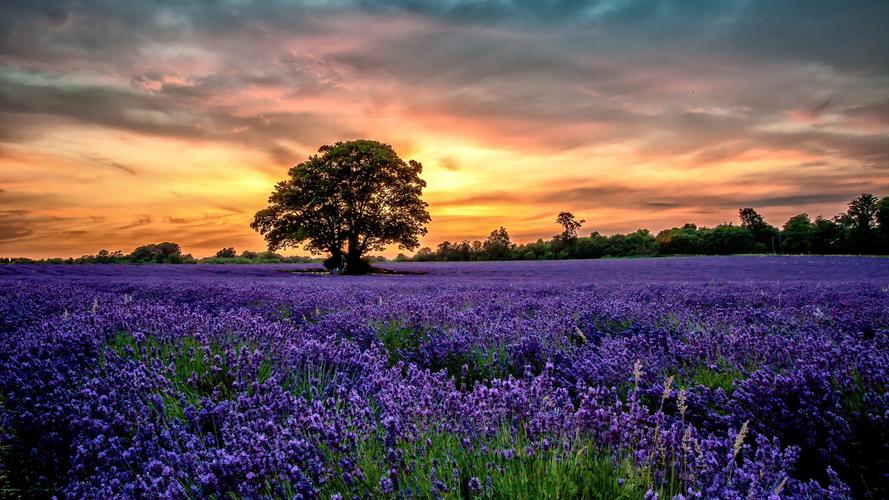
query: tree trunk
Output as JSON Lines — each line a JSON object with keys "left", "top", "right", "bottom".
{"left": 344, "top": 237, "right": 369, "bottom": 274}
{"left": 324, "top": 248, "right": 343, "bottom": 271}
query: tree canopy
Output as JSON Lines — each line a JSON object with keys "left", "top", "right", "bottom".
{"left": 251, "top": 140, "right": 430, "bottom": 274}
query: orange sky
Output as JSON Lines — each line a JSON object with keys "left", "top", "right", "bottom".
{"left": 1, "top": 2, "right": 888, "bottom": 258}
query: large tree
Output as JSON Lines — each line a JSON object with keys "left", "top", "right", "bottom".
{"left": 251, "top": 140, "right": 431, "bottom": 274}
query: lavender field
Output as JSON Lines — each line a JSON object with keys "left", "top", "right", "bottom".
{"left": 1, "top": 256, "right": 887, "bottom": 499}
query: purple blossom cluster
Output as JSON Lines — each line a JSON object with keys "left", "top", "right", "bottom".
{"left": 1, "top": 256, "right": 887, "bottom": 498}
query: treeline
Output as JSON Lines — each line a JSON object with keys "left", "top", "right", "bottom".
{"left": 401, "top": 193, "right": 889, "bottom": 262}
{"left": 0, "top": 243, "right": 318, "bottom": 265}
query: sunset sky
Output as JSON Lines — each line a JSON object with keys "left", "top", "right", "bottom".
{"left": 1, "top": 1, "right": 888, "bottom": 258}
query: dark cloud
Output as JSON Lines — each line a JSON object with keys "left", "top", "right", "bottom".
{"left": 0, "top": 224, "right": 32, "bottom": 242}
{"left": 2, "top": 0, "right": 886, "bottom": 159}
{"left": 117, "top": 215, "right": 151, "bottom": 230}
{"left": 216, "top": 206, "right": 245, "bottom": 214}
{"left": 0, "top": 73, "right": 358, "bottom": 163}
{"left": 839, "top": 100, "right": 889, "bottom": 128}
{"left": 84, "top": 155, "right": 137, "bottom": 175}
{"left": 738, "top": 193, "right": 857, "bottom": 208}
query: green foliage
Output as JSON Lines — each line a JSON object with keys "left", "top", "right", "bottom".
{"left": 681, "top": 360, "right": 745, "bottom": 394}
{"left": 780, "top": 214, "right": 814, "bottom": 254}
{"left": 372, "top": 321, "right": 519, "bottom": 389}
{"left": 321, "top": 427, "right": 657, "bottom": 499}
{"left": 433, "top": 345, "right": 519, "bottom": 390}
{"left": 373, "top": 320, "right": 429, "bottom": 365}
{"left": 105, "top": 332, "right": 242, "bottom": 416}
{"left": 199, "top": 252, "right": 316, "bottom": 264}
{"left": 283, "top": 360, "right": 342, "bottom": 404}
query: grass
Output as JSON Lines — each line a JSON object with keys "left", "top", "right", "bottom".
{"left": 0, "top": 423, "right": 15, "bottom": 498}
{"left": 680, "top": 358, "right": 746, "bottom": 394}
{"left": 373, "top": 320, "right": 429, "bottom": 366}
{"left": 372, "top": 320, "right": 524, "bottom": 389}
{"left": 320, "top": 426, "right": 660, "bottom": 499}
{"left": 283, "top": 359, "right": 342, "bottom": 404}
{"left": 105, "top": 332, "right": 246, "bottom": 418}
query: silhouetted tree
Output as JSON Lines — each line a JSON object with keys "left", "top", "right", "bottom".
{"left": 252, "top": 140, "right": 431, "bottom": 274}
{"left": 878, "top": 196, "right": 889, "bottom": 253}
{"left": 482, "top": 226, "right": 513, "bottom": 260}
{"left": 94, "top": 249, "right": 124, "bottom": 263}
{"left": 811, "top": 216, "right": 843, "bottom": 254}
{"left": 846, "top": 193, "right": 879, "bottom": 254}
{"left": 215, "top": 247, "right": 237, "bottom": 258}
{"left": 556, "top": 212, "right": 585, "bottom": 241}
{"left": 739, "top": 208, "right": 779, "bottom": 252}
{"left": 414, "top": 247, "right": 434, "bottom": 262}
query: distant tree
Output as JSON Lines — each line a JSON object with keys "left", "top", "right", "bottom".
{"left": 94, "top": 249, "right": 124, "bottom": 263}
{"left": 811, "top": 216, "right": 843, "bottom": 254}
{"left": 780, "top": 213, "right": 814, "bottom": 254}
{"left": 739, "top": 208, "right": 779, "bottom": 252}
{"left": 470, "top": 240, "right": 483, "bottom": 260}
{"left": 606, "top": 229, "right": 656, "bottom": 257}
{"left": 414, "top": 247, "right": 434, "bottom": 262}
{"left": 626, "top": 229, "right": 657, "bottom": 255}
{"left": 252, "top": 140, "right": 431, "bottom": 274}
{"left": 215, "top": 247, "right": 237, "bottom": 258}
{"left": 878, "top": 196, "right": 889, "bottom": 253}
{"left": 846, "top": 193, "right": 879, "bottom": 253}
{"left": 655, "top": 224, "right": 702, "bottom": 255}
{"left": 556, "top": 212, "right": 585, "bottom": 241}
{"left": 129, "top": 242, "right": 186, "bottom": 263}
{"left": 482, "top": 226, "right": 514, "bottom": 260}
{"left": 701, "top": 225, "right": 758, "bottom": 255}
{"left": 436, "top": 241, "right": 459, "bottom": 261}
{"left": 258, "top": 251, "right": 284, "bottom": 261}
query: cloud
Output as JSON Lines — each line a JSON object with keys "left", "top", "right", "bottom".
{"left": 84, "top": 154, "right": 137, "bottom": 175}
{"left": 1, "top": 0, "right": 887, "bottom": 256}
{"left": 439, "top": 156, "right": 460, "bottom": 171}
{"left": 117, "top": 215, "right": 151, "bottom": 230}
{"left": 839, "top": 100, "right": 889, "bottom": 130}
